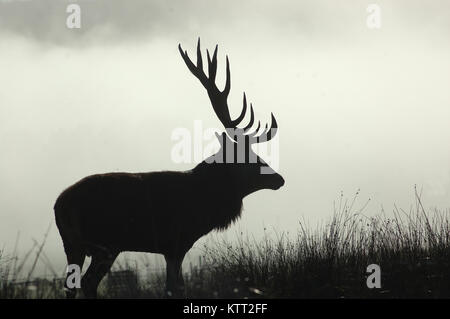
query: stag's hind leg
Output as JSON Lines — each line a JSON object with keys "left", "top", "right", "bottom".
{"left": 81, "top": 250, "right": 118, "bottom": 299}
{"left": 63, "top": 243, "right": 86, "bottom": 299}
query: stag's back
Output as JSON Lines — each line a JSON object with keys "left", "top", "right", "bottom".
{"left": 54, "top": 171, "right": 210, "bottom": 255}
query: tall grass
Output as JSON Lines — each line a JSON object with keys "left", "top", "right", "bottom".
{"left": 1, "top": 190, "right": 449, "bottom": 298}
{"left": 191, "top": 189, "right": 450, "bottom": 298}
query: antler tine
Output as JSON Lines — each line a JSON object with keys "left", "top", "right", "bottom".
{"left": 227, "top": 94, "right": 253, "bottom": 140}
{"left": 230, "top": 92, "right": 248, "bottom": 128}
{"left": 178, "top": 43, "right": 208, "bottom": 87}
{"left": 252, "top": 123, "right": 269, "bottom": 141}
{"left": 223, "top": 56, "right": 231, "bottom": 97}
{"left": 180, "top": 39, "right": 252, "bottom": 132}
{"left": 262, "top": 114, "right": 278, "bottom": 142}
{"left": 207, "top": 45, "right": 218, "bottom": 82}
{"left": 242, "top": 99, "right": 254, "bottom": 132}
{"left": 247, "top": 114, "right": 278, "bottom": 144}
{"left": 245, "top": 120, "right": 261, "bottom": 138}
{"left": 196, "top": 38, "right": 203, "bottom": 72}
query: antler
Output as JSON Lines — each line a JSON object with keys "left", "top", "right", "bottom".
{"left": 179, "top": 38, "right": 277, "bottom": 143}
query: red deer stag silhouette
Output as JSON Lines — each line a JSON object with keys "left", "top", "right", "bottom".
{"left": 54, "top": 39, "right": 285, "bottom": 298}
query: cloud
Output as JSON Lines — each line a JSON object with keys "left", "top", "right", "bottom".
{"left": 0, "top": 0, "right": 171, "bottom": 45}
{"left": 0, "top": 0, "right": 370, "bottom": 47}
{"left": 2, "top": 0, "right": 449, "bottom": 48}
{"left": 0, "top": 0, "right": 245, "bottom": 47}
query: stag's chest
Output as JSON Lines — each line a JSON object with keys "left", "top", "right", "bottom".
{"left": 200, "top": 198, "right": 243, "bottom": 232}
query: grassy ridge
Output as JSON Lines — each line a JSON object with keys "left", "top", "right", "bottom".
{"left": 1, "top": 191, "right": 450, "bottom": 298}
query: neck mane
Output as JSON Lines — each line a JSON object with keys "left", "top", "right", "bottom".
{"left": 191, "top": 160, "right": 244, "bottom": 231}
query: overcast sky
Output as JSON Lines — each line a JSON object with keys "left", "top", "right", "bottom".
{"left": 1, "top": 0, "right": 449, "bottom": 277}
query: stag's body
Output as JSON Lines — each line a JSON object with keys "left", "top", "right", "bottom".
{"left": 55, "top": 40, "right": 284, "bottom": 298}
{"left": 55, "top": 165, "right": 244, "bottom": 258}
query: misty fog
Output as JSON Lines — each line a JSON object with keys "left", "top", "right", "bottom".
{"left": 1, "top": 0, "right": 449, "bottom": 276}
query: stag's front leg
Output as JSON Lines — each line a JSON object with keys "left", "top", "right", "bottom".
{"left": 164, "top": 254, "right": 186, "bottom": 298}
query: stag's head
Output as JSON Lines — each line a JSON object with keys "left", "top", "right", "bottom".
{"left": 179, "top": 39, "right": 285, "bottom": 196}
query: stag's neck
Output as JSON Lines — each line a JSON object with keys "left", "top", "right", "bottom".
{"left": 191, "top": 161, "right": 244, "bottom": 231}
{"left": 192, "top": 161, "right": 243, "bottom": 198}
